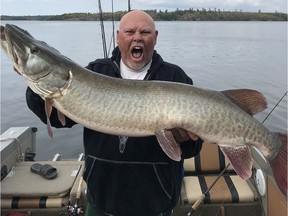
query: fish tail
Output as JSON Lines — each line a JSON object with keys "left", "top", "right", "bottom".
{"left": 269, "top": 133, "right": 287, "bottom": 196}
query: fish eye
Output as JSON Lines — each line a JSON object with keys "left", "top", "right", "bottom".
{"left": 30, "top": 46, "right": 39, "bottom": 54}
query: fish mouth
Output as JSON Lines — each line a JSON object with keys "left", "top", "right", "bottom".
{"left": 10, "top": 42, "right": 22, "bottom": 66}
{"left": 1, "top": 24, "right": 52, "bottom": 81}
{"left": 1, "top": 25, "right": 26, "bottom": 70}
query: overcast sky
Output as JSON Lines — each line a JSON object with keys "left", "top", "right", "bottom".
{"left": 1, "top": 0, "right": 287, "bottom": 16}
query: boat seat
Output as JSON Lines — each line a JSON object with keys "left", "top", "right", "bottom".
{"left": 182, "top": 174, "right": 255, "bottom": 204}
{"left": 184, "top": 142, "right": 233, "bottom": 174}
{"left": 176, "top": 142, "right": 261, "bottom": 216}
{"left": 1, "top": 161, "right": 86, "bottom": 216}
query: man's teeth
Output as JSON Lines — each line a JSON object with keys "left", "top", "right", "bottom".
{"left": 132, "top": 47, "right": 143, "bottom": 58}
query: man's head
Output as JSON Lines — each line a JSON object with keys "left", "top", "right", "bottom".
{"left": 117, "top": 10, "right": 158, "bottom": 70}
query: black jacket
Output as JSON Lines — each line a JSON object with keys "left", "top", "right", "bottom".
{"left": 26, "top": 47, "right": 203, "bottom": 216}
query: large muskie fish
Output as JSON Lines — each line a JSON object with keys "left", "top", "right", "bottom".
{"left": 1, "top": 24, "right": 287, "bottom": 196}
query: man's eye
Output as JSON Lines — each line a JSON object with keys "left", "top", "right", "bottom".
{"left": 142, "top": 31, "right": 151, "bottom": 35}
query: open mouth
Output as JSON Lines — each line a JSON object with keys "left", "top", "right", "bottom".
{"left": 9, "top": 42, "right": 21, "bottom": 65}
{"left": 131, "top": 46, "right": 143, "bottom": 59}
{"left": 1, "top": 26, "right": 20, "bottom": 65}
{"left": 1, "top": 26, "right": 20, "bottom": 76}
{"left": 12, "top": 46, "right": 20, "bottom": 64}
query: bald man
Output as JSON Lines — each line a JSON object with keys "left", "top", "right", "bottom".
{"left": 26, "top": 10, "right": 203, "bottom": 216}
{"left": 117, "top": 10, "right": 158, "bottom": 71}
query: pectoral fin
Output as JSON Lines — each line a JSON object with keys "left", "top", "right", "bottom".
{"left": 57, "top": 110, "right": 66, "bottom": 126}
{"left": 155, "top": 130, "right": 182, "bottom": 161}
{"left": 45, "top": 98, "right": 53, "bottom": 138}
{"left": 220, "top": 145, "right": 253, "bottom": 180}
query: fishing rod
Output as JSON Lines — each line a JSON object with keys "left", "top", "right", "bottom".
{"left": 66, "top": 176, "right": 84, "bottom": 216}
{"left": 262, "top": 91, "right": 287, "bottom": 124}
{"left": 107, "top": 0, "right": 116, "bottom": 57}
{"left": 64, "top": 154, "right": 85, "bottom": 216}
{"left": 98, "top": 0, "right": 108, "bottom": 58}
{"left": 111, "top": 0, "right": 115, "bottom": 49}
{"left": 186, "top": 163, "right": 231, "bottom": 216}
{"left": 128, "top": 0, "right": 131, "bottom": 11}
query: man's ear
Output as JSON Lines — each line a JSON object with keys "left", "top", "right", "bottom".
{"left": 116, "top": 30, "right": 120, "bottom": 44}
{"left": 155, "top": 30, "right": 158, "bottom": 44}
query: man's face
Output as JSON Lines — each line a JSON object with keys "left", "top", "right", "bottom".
{"left": 117, "top": 12, "right": 158, "bottom": 70}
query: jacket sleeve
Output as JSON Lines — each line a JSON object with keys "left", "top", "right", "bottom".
{"left": 26, "top": 87, "right": 76, "bottom": 128}
{"left": 180, "top": 138, "right": 203, "bottom": 159}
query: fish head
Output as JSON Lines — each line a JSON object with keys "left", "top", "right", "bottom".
{"left": 1, "top": 24, "right": 72, "bottom": 98}
{"left": 1, "top": 24, "right": 56, "bottom": 80}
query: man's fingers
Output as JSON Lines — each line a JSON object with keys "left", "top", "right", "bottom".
{"left": 170, "top": 128, "right": 199, "bottom": 142}
{"left": 188, "top": 132, "right": 199, "bottom": 141}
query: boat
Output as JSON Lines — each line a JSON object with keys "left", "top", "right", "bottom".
{"left": 1, "top": 126, "right": 286, "bottom": 216}
{"left": 1, "top": 127, "right": 86, "bottom": 216}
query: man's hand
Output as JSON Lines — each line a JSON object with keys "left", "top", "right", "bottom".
{"left": 170, "top": 128, "right": 199, "bottom": 142}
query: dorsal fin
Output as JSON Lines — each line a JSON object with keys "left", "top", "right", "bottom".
{"left": 221, "top": 89, "right": 267, "bottom": 115}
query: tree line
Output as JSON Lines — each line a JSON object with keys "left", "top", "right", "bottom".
{"left": 1, "top": 9, "right": 287, "bottom": 21}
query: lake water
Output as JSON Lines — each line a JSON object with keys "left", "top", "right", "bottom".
{"left": 1, "top": 21, "right": 287, "bottom": 160}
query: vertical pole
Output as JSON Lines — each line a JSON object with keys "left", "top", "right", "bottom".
{"left": 112, "top": 0, "right": 115, "bottom": 49}
{"left": 98, "top": 0, "right": 108, "bottom": 58}
{"left": 128, "top": 0, "right": 131, "bottom": 11}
